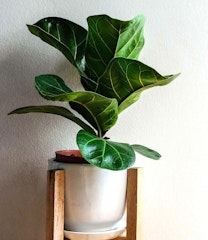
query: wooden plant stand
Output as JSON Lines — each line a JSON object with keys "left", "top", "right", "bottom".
{"left": 46, "top": 168, "right": 143, "bottom": 240}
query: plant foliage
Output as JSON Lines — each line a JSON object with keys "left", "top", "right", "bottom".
{"left": 9, "top": 14, "right": 179, "bottom": 170}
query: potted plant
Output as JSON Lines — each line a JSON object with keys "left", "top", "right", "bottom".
{"left": 9, "top": 14, "right": 179, "bottom": 232}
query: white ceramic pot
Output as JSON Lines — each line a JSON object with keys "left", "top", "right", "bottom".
{"left": 48, "top": 158, "right": 127, "bottom": 232}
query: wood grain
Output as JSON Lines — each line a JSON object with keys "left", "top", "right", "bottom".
{"left": 126, "top": 168, "right": 143, "bottom": 240}
{"left": 46, "top": 170, "right": 65, "bottom": 240}
{"left": 115, "top": 168, "right": 143, "bottom": 240}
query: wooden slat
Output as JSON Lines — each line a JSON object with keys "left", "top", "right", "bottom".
{"left": 46, "top": 170, "right": 65, "bottom": 240}
{"left": 54, "top": 170, "right": 65, "bottom": 240}
{"left": 114, "top": 168, "right": 143, "bottom": 240}
{"left": 137, "top": 168, "right": 143, "bottom": 240}
{"left": 46, "top": 170, "right": 55, "bottom": 240}
{"left": 126, "top": 168, "right": 143, "bottom": 240}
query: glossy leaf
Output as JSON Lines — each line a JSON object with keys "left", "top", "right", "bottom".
{"left": 8, "top": 105, "right": 96, "bottom": 135}
{"left": 27, "top": 17, "right": 87, "bottom": 72}
{"left": 81, "top": 74, "right": 98, "bottom": 92}
{"left": 84, "top": 14, "right": 145, "bottom": 81}
{"left": 132, "top": 144, "right": 161, "bottom": 160}
{"left": 34, "top": 75, "right": 118, "bottom": 135}
{"left": 35, "top": 74, "right": 72, "bottom": 100}
{"left": 96, "top": 57, "right": 180, "bottom": 112}
{"left": 77, "top": 130, "right": 135, "bottom": 170}
{"left": 68, "top": 92, "right": 118, "bottom": 136}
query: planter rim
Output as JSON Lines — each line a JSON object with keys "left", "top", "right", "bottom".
{"left": 55, "top": 150, "right": 89, "bottom": 164}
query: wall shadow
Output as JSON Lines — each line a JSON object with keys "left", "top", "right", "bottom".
{"left": 0, "top": 47, "right": 76, "bottom": 240}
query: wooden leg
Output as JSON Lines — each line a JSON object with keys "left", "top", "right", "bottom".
{"left": 46, "top": 170, "right": 65, "bottom": 240}
{"left": 126, "top": 168, "right": 143, "bottom": 240}
{"left": 114, "top": 168, "right": 143, "bottom": 240}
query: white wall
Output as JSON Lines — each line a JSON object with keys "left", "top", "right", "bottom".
{"left": 1, "top": 0, "right": 208, "bottom": 239}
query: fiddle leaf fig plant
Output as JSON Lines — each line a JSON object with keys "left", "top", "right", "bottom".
{"left": 9, "top": 14, "right": 179, "bottom": 170}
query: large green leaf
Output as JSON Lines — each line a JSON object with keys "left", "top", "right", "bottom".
{"left": 35, "top": 75, "right": 118, "bottom": 135}
{"left": 77, "top": 130, "right": 135, "bottom": 170}
{"left": 132, "top": 144, "right": 161, "bottom": 160}
{"left": 68, "top": 92, "right": 118, "bottom": 136}
{"left": 35, "top": 74, "right": 72, "bottom": 100}
{"left": 8, "top": 105, "right": 95, "bottom": 135}
{"left": 96, "top": 57, "right": 180, "bottom": 112}
{"left": 84, "top": 14, "right": 145, "bottom": 81}
{"left": 27, "top": 17, "right": 87, "bottom": 73}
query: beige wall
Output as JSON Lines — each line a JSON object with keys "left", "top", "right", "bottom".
{"left": 1, "top": 0, "right": 208, "bottom": 239}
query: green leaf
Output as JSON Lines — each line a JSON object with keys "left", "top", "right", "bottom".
{"left": 35, "top": 74, "right": 72, "bottom": 100}
{"left": 8, "top": 105, "right": 96, "bottom": 135}
{"left": 85, "top": 14, "right": 145, "bottom": 81}
{"left": 81, "top": 75, "right": 98, "bottom": 92}
{"left": 27, "top": 17, "right": 87, "bottom": 73}
{"left": 96, "top": 57, "right": 180, "bottom": 112}
{"left": 77, "top": 130, "right": 135, "bottom": 170}
{"left": 35, "top": 75, "right": 118, "bottom": 135}
{"left": 68, "top": 92, "right": 118, "bottom": 136}
{"left": 132, "top": 144, "right": 161, "bottom": 160}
